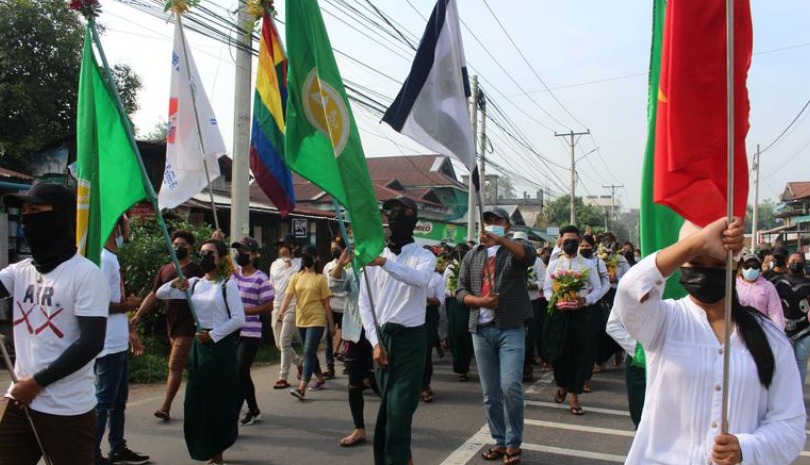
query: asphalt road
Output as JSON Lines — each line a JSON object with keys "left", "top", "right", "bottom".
{"left": 4, "top": 353, "right": 810, "bottom": 464}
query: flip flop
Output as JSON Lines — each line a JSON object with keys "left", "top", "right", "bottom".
{"left": 153, "top": 409, "right": 170, "bottom": 421}
{"left": 503, "top": 450, "right": 521, "bottom": 464}
{"left": 481, "top": 448, "right": 505, "bottom": 461}
{"left": 457, "top": 374, "right": 469, "bottom": 382}
{"left": 553, "top": 389, "right": 567, "bottom": 404}
{"left": 339, "top": 433, "right": 367, "bottom": 447}
{"left": 273, "top": 380, "right": 290, "bottom": 389}
{"left": 570, "top": 406, "right": 584, "bottom": 416}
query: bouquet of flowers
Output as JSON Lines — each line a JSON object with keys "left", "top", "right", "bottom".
{"left": 547, "top": 268, "right": 590, "bottom": 314}
{"left": 597, "top": 244, "right": 620, "bottom": 280}
{"left": 526, "top": 266, "right": 538, "bottom": 289}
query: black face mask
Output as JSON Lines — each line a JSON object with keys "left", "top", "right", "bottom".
{"left": 331, "top": 249, "right": 342, "bottom": 260}
{"left": 235, "top": 253, "right": 251, "bottom": 267}
{"left": 789, "top": 262, "right": 805, "bottom": 274}
{"left": 773, "top": 257, "right": 785, "bottom": 268}
{"left": 22, "top": 210, "right": 76, "bottom": 273}
{"left": 541, "top": 255, "right": 550, "bottom": 265}
{"left": 387, "top": 209, "right": 417, "bottom": 252}
{"left": 200, "top": 251, "right": 217, "bottom": 273}
{"left": 173, "top": 247, "right": 189, "bottom": 261}
{"left": 562, "top": 239, "right": 579, "bottom": 257}
{"left": 679, "top": 267, "right": 727, "bottom": 304}
{"left": 579, "top": 249, "right": 593, "bottom": 259}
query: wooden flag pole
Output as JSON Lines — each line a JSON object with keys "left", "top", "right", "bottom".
{"left": 721, "top": 0, "right": 735, "bottom": 435}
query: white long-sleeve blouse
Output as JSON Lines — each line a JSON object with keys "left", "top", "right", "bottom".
{"left": 157, "top": 277, "right": 245, "bottom": 343}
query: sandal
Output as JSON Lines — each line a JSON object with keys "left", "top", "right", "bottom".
{"left": 570, "top": 406, "right": 584, "bottom": 416}
{"left": 339, "top": 432, "right": 367, "bottom": 447}
{"left": 481, "top": 448, "right": 505, "bottom": 461}
{"left": 153, "top": 409, "right": 170, "bottom": 421}
{"left": 273, "top": 379, "right": 290, "bottom": 389}
{"left": 503, "top": 450, "right": 521, "bottom": 464}
{"left": 553, "top": 389, "right": 567, "bottom": 404}
{"left": 583, "top": 382, "right": 592, "bottom": 393}
{"left": 457, "top": 374, "right": 469, "bottom": 382}
{"left": 420, "top": 389, "right": 434, "bottom": 403}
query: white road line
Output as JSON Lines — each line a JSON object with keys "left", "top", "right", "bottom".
{"left": 525, "top": 419, "right": 635, "bottom": 437}
{"left": 521, "top": 443, "right": 626, "bottom": 463}
{"left": 525, "top": 400, "right": 631, "bottom": 417}
{"left": 438, "top": 425, "right": 491, "bottom": 465}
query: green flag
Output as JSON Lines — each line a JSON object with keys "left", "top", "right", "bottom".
{"left": 639, "top": 0, "right": 685, "bottom": 299}
{"left": 75, "top": 27, "right": 148, "bottom": 265}
{"left": 284, "top": 0, "right": 384, "bottom": 267}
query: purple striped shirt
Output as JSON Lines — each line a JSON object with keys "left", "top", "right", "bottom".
{"left": 234, "top": 270, "right": 274, "bottom": 338}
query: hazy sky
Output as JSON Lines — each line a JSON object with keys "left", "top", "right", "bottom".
{"left": 99, "top": 0, "right": 810, "bottom": 209}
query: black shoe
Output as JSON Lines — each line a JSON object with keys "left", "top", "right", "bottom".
{"left": 109, "top": 447, "right": 149, "bottom": 465}
{"left": 240, "top": 409, "right": 261, "bottom": 426}
{"left": 96, "top": 455, "right": 110, "bottom": 465}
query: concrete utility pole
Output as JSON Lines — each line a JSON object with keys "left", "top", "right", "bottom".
{"left": 602, "top": 184, "right": 624, "bottom": 231}
{"left": 230, "top": 6, "right": 253, "bottom": 239}
{"left": 555, "top": 130, "right": 590, "bottom": 225}
{"left": 477, "top": 91, "right": 487, "bottom": 204}
{"left": 466, "top": 75, "right": 479, "bottom": 242}
{"left": 751, "top": 144, "right": 761, "bottom": 249}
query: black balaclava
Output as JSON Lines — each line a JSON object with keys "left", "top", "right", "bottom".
{"left": 387, "top": 207, "right": 417, "bottom": 255}
{"left": 23, "top": 209, "right": 76, "bottom": 273}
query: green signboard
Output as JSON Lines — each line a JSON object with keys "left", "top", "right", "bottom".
{"left": 413, "top": 221, "right": 468, "bottom": 244}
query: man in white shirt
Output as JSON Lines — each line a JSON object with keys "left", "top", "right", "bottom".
{"left": 359, "top": 197, "right": 436, "bottom": 465}
{"left": 421, "top": 259, "right": 445, "bottom": 402}
{"left": 269, "top": 234, "right": 302, "bottom": 389}
{"left": 0, "top": 183, "right": 110, "bottom": 465}
{"left": 95, "top": 219, "right": 147, "bottom": 465}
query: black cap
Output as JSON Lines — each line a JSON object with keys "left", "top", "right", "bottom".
{"left": 773, "top": 247, "right": 789, "bottom": 258}
{"left": 232, "top": 237, "right": 260, "bottom": 252}
{"left": 382, "top": 196, "right": 418, "bottom": 213}
{"left": 277, "top": 234, "right": 297, "bottom": 245}
{"left": 3, "top": 183, "right": 75, "bottom": 213}
{"left": 483, "top": 207, "right": 510, "bottom": 223}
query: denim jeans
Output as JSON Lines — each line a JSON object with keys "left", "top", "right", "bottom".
{"left": 472, "top": 325, "right": 525, "bottom": 449}
{"left": 792, "top": 335, "right": 810, "bottom": 385}
{"left": 95, "top": 350, "right": 129, "bottom": 456}
{"left": 298, "top": 326, "right": 324, "bottom": 382}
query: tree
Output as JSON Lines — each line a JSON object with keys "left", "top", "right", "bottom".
{"left": 0, "top": 0, "right": 142, "bottom": 171}
{"left": 744, "top": 199, "right": 781, "bottom": 233}
{"left": 143, "top": 119, "right": 170, "bottom": 141}
{"left": 484, "top": 174, "right": 517, "bottom": 203}
{"left": 544, "top": 195, "right": 605, "bottom": 229}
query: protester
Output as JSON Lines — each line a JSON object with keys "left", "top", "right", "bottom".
{"left": 95, "top": 218, "right": 148, "bottom": 465}
{"left": 443, "top": 243, "right": 473, "bottom": 381}
{"left": 736, "top": 253, "right": 784, "bottom": 330}
{"left": 0, "top": 184, "right": 110, "bottom": 465}
{"left": 594, "top": 234, "right": 630, "bottom": 371}
{"left": 280, "top": 245, "right": 334, "bottom": 400}
{"left": 456, "top": 207, "right": 535, "bottom": 465}
{"left": 763, "top": 246, "right": 789, "bottom": 281}
{"left": 131, "top": 229, "right": 204, "bottom": 421}
{"left": 606, "top": 307, "right": 645, "bottom": 429}
{"left": 231, "top": 237, "right": 274, "bottom": 426}
{"left": 511, "top": 231, "right": 542, "bottom": 383}
{"left": 328, "top": 247, "right": 379, "bottom": 447}
{"left": 772, "top": 252, "right": 810, "bottom": 383}
{"left": 359, "top": 197, "right": 436, "bottom": 465}
{"left": 421, "top": 251, "right": 445, "bottom": 402}
{"left": 323, "top": 237, "right": 349, "bottom": 378}
{"left": 156, "top": 239, "right": 245, "bottom": 465}
{"left": 579, "top": 234, "right": 611, "bottom": 393}
{"left": 614, "top": 218, "right": 805, "bottom": 465}
{"left": 269, "top": 234, "right": 303, "bottom": 389}
{"left": 542, "top": 225, "right": 603, "bottom": 416}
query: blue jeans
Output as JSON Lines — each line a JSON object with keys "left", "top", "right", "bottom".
{"left": 792, "top": 335, "right": 810, "bottom": 385}
{"left": 95, "top": 350, "right": 129, "bottom": 456}
{"left": 298, "top": 327, "right": 324, "bottom": 382}
{"left": 472, "top": 325, "right": 525, "bottom": 449}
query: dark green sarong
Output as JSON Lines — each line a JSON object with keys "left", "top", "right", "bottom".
{"left": 374, "top": 323, "right": 426, "bottom": 465}
{"left": 184, "top": 334, "right": 239, "bottom": 461}
{"left": 445, "top": 297, "right": 473, "bottom": 374}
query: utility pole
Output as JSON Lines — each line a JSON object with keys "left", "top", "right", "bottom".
{"left": 555, "top": 130, "right": 590, "bottom": 225}
{"left": 602, "top": 184, "right": 624, "bottom": 231}
{"left": 477, "top": 91, "right": 487, "bottom": 204}
{"left": 466, "top": 75, "right": 479, "bottom": 242}
{"left": 230, "top": 6, "right": 253, "bottom": 239}
{"left": 751, "top": 144, "right": 761, "bottom": 250}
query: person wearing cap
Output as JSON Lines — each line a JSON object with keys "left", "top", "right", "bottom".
{"left": 0, "top": 183, "right": 111, "bottom": 465}
{"left": 771, "top": 252, "right": 810, "bottom": 383}
{"left": 736, "top": 253, "right": 784, "bottom": 330}
{"left": 131, "top": 229, "right": 203, "bottom": 421}
{"left": 358, "top": 197, "right": 436, "bottom": 465}
{"left": 763, "top": 246, "right": 789, "bottom": 281}
{"left": 456, "top": 207, "right": 535, "bottom": 464}
{"left": 613, "top": 217, "right": 805, "bottom": 465}
{"left": 231, "top": 237, "right": 274, "bottom": 425}
{"left": 269, "top": 234, "right": 303, "bottom": 389}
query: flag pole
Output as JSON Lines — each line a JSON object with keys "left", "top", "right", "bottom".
{"left": 175, "top": 14, "right": 221, "bottom": 232}
{"left": 331, "top": 199, "right": 386, "bottom": 361}
{"left": 721, "top": 0, "right": 735, "bottom": 435}
{"left": 87, "top": 18, "right": 201, "bottom": 331}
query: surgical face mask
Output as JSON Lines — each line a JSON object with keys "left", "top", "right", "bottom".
{"left": 742, "top": 267, "right": 761, "bottom": 281}
{"left": 115, "top": 235, "right": 125, "bottom": 248}
{"left": 579, "top": 248, "right": 593, "bottom": 259}
{"left": 679, "top": 267, "right": 726, "bottom": 304}
{"left": 485, "top": 225, "right": 505, "bottom": 237}
{"left": 562, "top": 239, "right": 579, "bottom": 257}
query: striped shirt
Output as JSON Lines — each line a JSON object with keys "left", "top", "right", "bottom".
{"left": 234, "top": 269, "right": 274, "bottom": 338}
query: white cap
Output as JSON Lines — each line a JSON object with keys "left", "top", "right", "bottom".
{"left": 512, "top": 231, "right": 529, "bottom": 241}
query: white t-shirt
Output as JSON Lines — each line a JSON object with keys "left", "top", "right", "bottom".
{"left": 0, "top": 254, "right": 110, "bottom": 415}
{"left": 270, "top": 257, "right": 301, "bottom": 309}
{"left": 100, "top": 249, "right": 129, "bottom": 356}
{"left": 323, "top": 260, "right": 347, "bottom": 313}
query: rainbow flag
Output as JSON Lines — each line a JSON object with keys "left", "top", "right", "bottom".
{"left": 250, "top": 12, "right": 295, "bottom": 216}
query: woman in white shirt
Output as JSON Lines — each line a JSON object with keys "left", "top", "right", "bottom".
{"left": 614, "top": 218, "right": 805, "bottom": 465}
{"left": 157, "top": 239, "right": 245, "bottom": 465}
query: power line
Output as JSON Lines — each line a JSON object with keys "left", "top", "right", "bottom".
{"left": 760, "top": 96, "right": 810, "bottom": 155}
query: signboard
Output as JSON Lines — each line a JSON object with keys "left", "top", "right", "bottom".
{"left": 413, "top": 221, "right": 467, "bottom": 244}
{"left": 292, "top": 219, "right": 308, "bottom": 238}
{"left": 546, "top": 227, "right": 560, "bottom": 237}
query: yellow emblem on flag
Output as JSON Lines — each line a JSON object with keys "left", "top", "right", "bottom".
{"left": 302, "top": 69, "right": 349, "bottom": 157}
{"left": 75, "top": 179, "right": 91, "bottom": 256}
{"left": 658, "top": 87, "right": 669, "bottom": 103}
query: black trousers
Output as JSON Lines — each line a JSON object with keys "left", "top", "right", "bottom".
{"left": 237, "top": 337, "right": 260, "bottom": 412}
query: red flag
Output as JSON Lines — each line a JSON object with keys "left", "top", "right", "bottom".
{"left": 653, "top": 0, "right": 752, "bottom": 227}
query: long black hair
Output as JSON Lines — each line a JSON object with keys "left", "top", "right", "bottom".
{"left": 732, "top": 292, "right": 775, "bottom": 388}
{"left": 300, "top": 245, "right": 323, "bottom": 273}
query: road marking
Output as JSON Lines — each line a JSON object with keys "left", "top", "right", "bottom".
{"left": 521, "top": 443, "right": 626, "bottom": 463}
{"left": 525, "top": 400, "right": 631, "bottom": 417}
{"left": 438, "top": 425, "right": 491, "bottom": 465}
{"left": 525, "top": 419, "right": 635, "bottom": 437}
